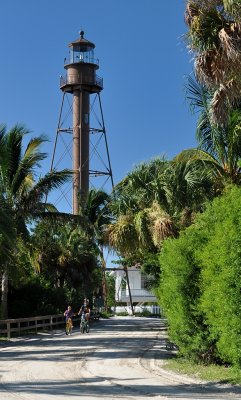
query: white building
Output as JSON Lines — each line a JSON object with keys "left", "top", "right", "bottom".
{"left": 112, "top": 265, "right": 157, "bottom": 304}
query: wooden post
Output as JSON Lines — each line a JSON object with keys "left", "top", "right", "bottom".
{"left": 124, "top": 267, "right": 134, "bottom": 316}
{"left": 7, "top": 322, "right": 10, "bottom": 339}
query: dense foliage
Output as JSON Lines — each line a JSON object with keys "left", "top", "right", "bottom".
{"left": 0, "top": 126, "right": 106, "bottom": 318}
{"left": 158, "top": 185, "right": 241, "bottom": 366}
{"left": 0, "top": 124, "right": 72, "bottom": 318}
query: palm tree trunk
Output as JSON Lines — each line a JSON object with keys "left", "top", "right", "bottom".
{"left": 102, "top": 268, "right": 108, "bottom": 312}
{"left": 1, "top": 269, "right": 8, "bottom": 319}
{"left": 124, "top": 267, "right": 134, "bottom": 316}
{"left": 99, "top": 246, "right": 108, "bottom": 312}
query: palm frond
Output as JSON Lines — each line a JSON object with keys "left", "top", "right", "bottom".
{"left": 210, "top": 79, "right": 241, "bottom": 125}
{"left": 30, "top": 210, "right": 87, "bottom": 225}
{"left": 173, "top": 148, "right": 226, "bottom": 183}
{"left": 0, "top": 194, "right": 16, "bottom": 243}
{"left": 185, "top": 0, "right": 241, "bottom": 126}
{"left": 186, "top": 74, "right": 211, "bottom": 112}
{"left": 147, "top": 201, "right": 175, "bottom": 246}
{"left": 0, "top": 124, "right": 6, "bottom": 152}
{"left": 11, "top": 136, "right": 48, "bottom": 195}
{"left": 24, "top": 135, "right": 48, "bottom": 160}
{"left": 80, "top": 188, "right": 110, "bottom": 224}
{"left": 224, "top": 109, "right": 241, "bottom": 177}
{"left": 108, "top": 214, "right": 138, "bottom": 256}
{"left": 223, "top": 0, "right": 241, "bottom": 19}
{"left": 185, "top": 74, "right": 217, "bottom": 151}
{"left": 195, "top": 49, "right": 225, "bottom": 87}
{"left": 113, "top": 157, "right": 169, "bottom": 214}
{"left": 174, "top": 148, "right": 215, "bottom": 163}
{"left": 134, "top": 210, "right": 151, "bottom": 247}
{"left": 22, "top": 169, "right": 72, "bottom": 208}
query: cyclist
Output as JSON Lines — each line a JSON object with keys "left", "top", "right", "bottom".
{"left": 85, "top": 300, "right": 90, "bottom": 322}
{"left": 64, "top": 305, "right": 74, "bottom": 334}
{"left": 78, "top": 301, "right": 90, "bottom": 333}
{"left": 78, "top": 301, "right": 90, "bottom": 322}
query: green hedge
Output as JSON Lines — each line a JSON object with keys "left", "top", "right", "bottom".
{"left": 158, "top": 186, "right": 241, "bottom": 366}
{"left": 158, "top": 224, "right": 210, "bottom": 361}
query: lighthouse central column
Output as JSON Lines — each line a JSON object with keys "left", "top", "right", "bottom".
{"left": 80, "top": 90, "right": 90, "bottom": 200}
{"left": 73, "top": 90, "right": 80, "bottom": 215}
{"left": 72, "top": 89, "right": 90, "bottom": 214}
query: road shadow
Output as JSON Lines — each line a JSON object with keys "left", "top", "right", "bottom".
{"left": 1, "top": 317, "right": 241, "bottom": 399}
{"left": 1, "top": 375, "right": 241, "bottom": 398}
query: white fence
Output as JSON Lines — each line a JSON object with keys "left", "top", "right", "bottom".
{"left": 112, "top": 305, "right": 161, "bottom": 316}
{"left": 116, "top": 289, "right": 157, "bottom": 303}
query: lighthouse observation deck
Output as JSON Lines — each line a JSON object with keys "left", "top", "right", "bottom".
{"left": 60, "top": 72, "right": 103, "bottom": 92}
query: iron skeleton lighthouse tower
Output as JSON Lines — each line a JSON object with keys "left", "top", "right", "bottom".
{"left": 56, "top": 31, "right": 113, "bottom": 214}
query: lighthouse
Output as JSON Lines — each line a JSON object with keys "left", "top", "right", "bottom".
{"left": 54, "top": 31, "right": 113, "bottom": 214}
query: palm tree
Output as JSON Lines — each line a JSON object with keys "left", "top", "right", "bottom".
{"left": 185, "top": 0, "right": 241, "bottom": 125}
{"left": 108, "top": 160, "right": 176, "bottom": 260}
{"left": 32, "top": 220, "right": 99, "bottom": 292}
{"left": 165, "top": 157, "right": 217, "bottom": 224}
{"left": 113, "top": 158, "right": 169, "bottom": 212}
{"left": 0, "top": 124, "right": 72, "bottom": 318}
{"left": 108, "top": 156, "right": 216, "bottom": 263}
{"left": 79, "top": 189, "right": 112, "bottom": 310}
{"left": 182, "top": 75, "right": 241, "bottom": 184}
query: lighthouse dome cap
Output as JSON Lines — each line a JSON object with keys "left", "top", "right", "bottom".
{"left": 68, "top": 30, "right": 95, "bottom": 49}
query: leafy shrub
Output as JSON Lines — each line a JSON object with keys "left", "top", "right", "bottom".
{"left": 198, "top": 186, "right": 241, "bottom": 366}
{"left": 134, "top": 310, "right": 152, "bottom": 317}
{"left": 115, "top": 311, "right": 129, "bottom": 316}
{"left": 158, "top": 226, "right": 211, "bottom": 361}
{"left": 158, "top": 186, "right": 241, "bottom": 366}
{"left": 99, "top": 311, "right": 112, "bottom": 319}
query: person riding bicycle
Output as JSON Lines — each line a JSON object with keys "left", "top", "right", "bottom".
{"left": 78, "top": 301, "right": 90, "bottom": 333}
{"left": 78, "top": 301, "right": 90, "bottom": 322}
{"left": 64, "top": 305, "right": 74, "bottom": 329}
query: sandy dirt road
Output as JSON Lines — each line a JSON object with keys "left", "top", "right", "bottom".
{"left": 0, "top": 316, "right": 241, "bottom": 399}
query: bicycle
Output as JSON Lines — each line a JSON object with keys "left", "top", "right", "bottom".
{"left": 80, "top": 313, "right": 90, "bottom": 334}
{"left": 65, "top": 317, "right": 73, "bottom": 335}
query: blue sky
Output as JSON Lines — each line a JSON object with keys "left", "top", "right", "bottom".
{"left": 0, "top": 0, "right": 197, "bottom": 211}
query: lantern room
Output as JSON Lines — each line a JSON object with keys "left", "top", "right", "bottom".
{"left": 66, "top": 30, "right": 99, "bottom": 65}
